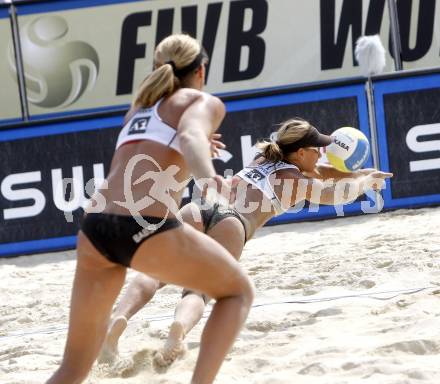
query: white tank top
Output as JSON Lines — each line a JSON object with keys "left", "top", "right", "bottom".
{"left": 236, "top": 159, "right": 300, "bottom": 215}
{"left": 116, "top": 99, "right": 182, "bottom": 154}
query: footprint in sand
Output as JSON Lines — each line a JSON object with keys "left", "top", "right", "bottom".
{"left": 379, "top": 339, "right": 440, "bottom": 355}
{"left": 341, "top": 361, "right": 360, "bottom": 371}
{"left": 246, "top": 320, "right": 278, "bottom": 332}
{"left": 0, "top": 345, "right": 46, "bottom": 361}
{"left": 283, "top": 277, "right": 315, "bottom": 290}
{"left": 375, "top": 260, "right": 394, "bottom": 268}
{"left": 246, "top": 311, "right": 315, "bottom": 332}
{"left": 359, "top": 279, "right": 376, "bottom": 289}
{"left": 97, "top": 349, "right": 154, "bottom": 378}
{"left": 407, "top": 369, "right": 429, "bottom": 380}
{"left": 121, "top": 349, "right": 154, "bottom": 378}
{"left": 248, "top": 265, "right": 269, "bottom": 276}
{"left": 297, "top": 362, "right": 327, "bottom": 375}
{"left": 313, "top": 308, "right": 343, "bottom": 318}
{"left": 396, "top": 298, "right": 414, "bottom": 308}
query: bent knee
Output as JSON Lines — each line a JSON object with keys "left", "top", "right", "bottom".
{"left": 214, "top": 273, "right": 255, "bottom": 307}
{"left": 133, "top": 273, "right": 161, "bottom": 297}
{"left": 241, "top": 275, "right": 255, "bottom": 306}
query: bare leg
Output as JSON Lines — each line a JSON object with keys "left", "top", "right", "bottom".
{"left": 100, "top": 202, "right": 205, "bottom": 365}
{"left": 155, "top": 204, "right": 246, "bottom": 368}
{"left": 98, "top": 273, "right": 163, "bottom": 363}
{"left": 174, "top": 293, "right": 206, "bottom": 334}
{"left": 46, "top": 232, "right": 126, "bottom": 384}
{"left": 47, "top": 216, "right": 251, "bottom": 383}
{"left": 131, "top": 223, "right": 253, "bottom": 384}
{"left": 154, "top": 292, "right": 205, "bottom": 366}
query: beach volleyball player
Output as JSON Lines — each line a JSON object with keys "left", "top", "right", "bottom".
{"left": 99, "top": 118, "right": 393, "bottom": 366}
{"left": 46, "top": 34, "right": 255, "bottom": 384}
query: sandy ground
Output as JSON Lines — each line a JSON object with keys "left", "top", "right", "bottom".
{"left": 1, "top": 207, "right": 440, "bottom": 383}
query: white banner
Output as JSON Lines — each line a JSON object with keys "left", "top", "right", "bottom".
{"left": 0, "top": 11, "right": 22, "bottom": 122}
{"left": 1, "top": 0, "right": 439, "bottom": 118}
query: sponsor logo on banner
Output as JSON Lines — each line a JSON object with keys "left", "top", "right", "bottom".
{"left": 320, "top": 0, "right": 439, "bottom": 70}
{"left": 406, "top": 123, "right": 440, "bottom": 172}
{"left": 115, "top": 0, "right": 268, "bottom": 96}
{"left": 3, "top": 0, "right": 440, "bottom": 117}
{"left": 381, "top": 85, "right": 440, "bottom": 199}
{"left": 8, "top": 15, "right": 99, "bottom": 108}
{"left": 0, "top": 164, "right": 105, "bottom": 221}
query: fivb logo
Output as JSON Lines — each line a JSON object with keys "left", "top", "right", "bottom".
{"left": 8, "top": 15, "right": 99, "bottom": 108}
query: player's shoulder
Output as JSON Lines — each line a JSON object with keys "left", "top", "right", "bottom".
{"left": 172, "top": 88, "right": 223, "bottom": 109}
{"left": 275, "top": 165, "right": 305, "bottom": 180}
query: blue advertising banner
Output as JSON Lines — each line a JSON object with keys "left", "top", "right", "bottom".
{"left": 373, "top": 73, "right": 440, "bottom": 209}
{"left": 0, "top": 82, "right": 375, "bottom": 257}
{"left": 0, "top": 115, "right": 123, "bottom": 256}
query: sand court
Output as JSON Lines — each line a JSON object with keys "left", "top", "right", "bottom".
{"left": 1, "top": 207, "right": 440, "bottom": 383}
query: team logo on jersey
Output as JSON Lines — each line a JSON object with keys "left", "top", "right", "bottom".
{"left": 8, "top": 15, "right": 99, "bottom": 108}
{"left": 245, "top": 169, "right": 265, "bottom": 181}
{"left": 128, "top": 117, "right": 150, "bottom": 135}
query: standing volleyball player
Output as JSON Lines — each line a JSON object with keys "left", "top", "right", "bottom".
{"left": 46, "top": 34, "right": 254, "bottom": 384}
{"left": 99, "top": 118, "right": 393, "bottom": 365}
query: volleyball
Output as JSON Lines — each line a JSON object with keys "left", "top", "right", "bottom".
{"left": 326, "top": 127, "right": 370, "bottom": 172}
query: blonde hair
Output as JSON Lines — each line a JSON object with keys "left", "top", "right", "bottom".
{"left": 256, "top": 118, "right": 313, "bottom": 162}
{"left": 132, "top": 34, "right": 204, "bottom": 109}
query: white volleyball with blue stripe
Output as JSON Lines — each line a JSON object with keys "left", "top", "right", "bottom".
{"left": 326, "top": 127, "right": 370, "bottom": 172}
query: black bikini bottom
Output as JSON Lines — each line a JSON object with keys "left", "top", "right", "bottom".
{"left": 81, "top": 213, "right": 181, "bottom": 267}
{"left": 199, "top": 200, "right": 248, "bottom": 244}
{"left": 181, "top": 200, "right": 248, "bottom": 304}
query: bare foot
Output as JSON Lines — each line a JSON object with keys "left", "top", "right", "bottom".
{"left": 98, "top": 316, "right": 128, "bottom": 364}
{"left": 153, "top": 321, "right": 186, "bottom": 367}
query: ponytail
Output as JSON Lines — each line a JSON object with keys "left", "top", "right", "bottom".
{"left": 256, "top": 140, "right": 284, "bottom": 162}
{"left": 131, "top": 63, "right": 179, "bottom": 109}
{"left": 256, "top": 118, "right": 311, "bottom": 163}
{"left": 131, "top": 34, "right": 207, "bottom": 109}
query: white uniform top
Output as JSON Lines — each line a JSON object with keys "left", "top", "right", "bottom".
{"left": 116, "top": 99, "right": 182, "bottom": 154}
{"left": 236, "top": 159, "right": 300, "bottom": 215}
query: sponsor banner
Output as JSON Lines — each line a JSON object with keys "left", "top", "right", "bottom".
{"left": 396, "top": 0, "right": 440, "bottom": 71}
{"left": 0, "top": 116, "right": 123, "bottom": 256}
{"left": 0, "top": 8, "right": 22, "bottom": 124}
{"left": 2, "top": 0, "right": 439, "bottom": 120}
{"left": 0, "top": 82, "right": 373, "bottom": 257}
{"left": 374, "top": 72, "right": 440, "bottom": 209}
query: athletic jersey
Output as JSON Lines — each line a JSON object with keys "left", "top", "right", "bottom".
{"left": 236, "top": 159, "right": 300, "bottom": 215}
{"left": 116, "top": 99, "right": 182, "bottom": 154}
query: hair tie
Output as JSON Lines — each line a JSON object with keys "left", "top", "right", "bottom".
{"left": 166, "top": 48, "right": 208, "bottom": 78}
{"left": 166, "top": 60, "right": 177, "bottom": 73}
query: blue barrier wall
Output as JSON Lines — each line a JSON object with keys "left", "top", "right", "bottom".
{"left": 1, "top": 71, "right": 440, "bottom": 257}
{"left": 0, "top": 79, "right": 376, "bottom": 257}
{"left": 374, "top": 72, "right": 440, "bottom": 210}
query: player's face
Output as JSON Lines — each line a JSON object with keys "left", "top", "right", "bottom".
{"left": 302, "top": 147, "right": 321, "bottom": 170}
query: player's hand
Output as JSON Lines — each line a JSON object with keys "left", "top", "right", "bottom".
{"left": 210, "top": 133, "right": 226, "bottom": 158}
{"left": 362, "top": 171, "right": 393, "bottom": 192}
{"left": 202, "top": 175, "right": 232, "bottom": 205}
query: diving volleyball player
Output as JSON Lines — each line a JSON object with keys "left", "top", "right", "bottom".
{"left": 99, "top": 118, "right": 393, "bottom": 366}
